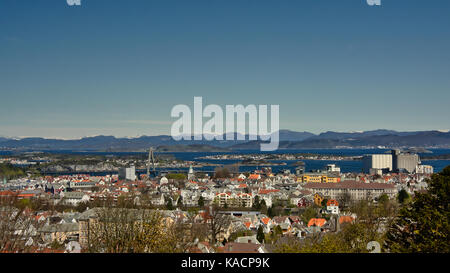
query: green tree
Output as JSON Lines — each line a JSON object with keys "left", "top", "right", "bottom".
{"left": 257, "top": 225, "right": 265, "bottom": 244}
{"left": 300, "top": 206, "right": 318, "bottom": 224}
{"left": 260, "top": 199, "right": 268, "bottom": 214}
{"left": 253, "top": 196, "right": 261, "bottom": 210}
{"left": 274, "top": 225, "right": 283, "bottom": 236}
{"left": 166, "top": 173, "right": 187, "bottom": 180}
{"left": 86, "top": 208, "right": 182, "bottom": 253}
{"left": 214, "top": 167, "right": 231, "bottom": 179}
{"left": 228, "top": 230, "right": 253, "bottom": 242}
{"left": 275, "top": 219, "right": 383, "bottom": 253}
{"left": 385, "top": 166, "right": 450, "bottom": 253}
{"left": 198, "top": 196, "right": 205, "bottom": 207}
{"left": 267, "top": 206, "right": 274, "bottom": 218}
{"left": 275, "top": 196, "right": 399, "bottom": 253}
{"left": 166, "top": 198, "right": 174, "bottom": 210}
{"left": 397, "top": 189, "right": 411, "bottom": 204}
{"left": 0, "top": 163, "right": 25, "bottom": 180}
{"left": 378, "top": 193, "right": 389, "bottom": 204}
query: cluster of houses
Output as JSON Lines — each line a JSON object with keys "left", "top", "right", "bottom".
{"left": 0, "top": 167, "right": 433, "bottom": 253}
{"left": 0, "top": 165, "right": 431, "bottom": 208}
{"left": 0, "top": 203, "right": 355, "bottom": 253}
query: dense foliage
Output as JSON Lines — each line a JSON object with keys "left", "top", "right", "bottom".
{"left": 0, "top": 163, "right": 26, "bottom": 180}
{"left": 384, "top": 166, "right": 450, "bottom": 252}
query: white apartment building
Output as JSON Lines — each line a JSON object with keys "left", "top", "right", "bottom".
{"left": 215, "top": 192, "right": 253, "bottom": 208}
{"left": 304, "top": 180, "right": 397, "bottom": 200}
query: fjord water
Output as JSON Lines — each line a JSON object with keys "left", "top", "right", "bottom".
{"left": 170, "top": 148, "right": 450, "bottom": 174}
{"left": 2, "top": 148, "right": 449, "bottom": 174}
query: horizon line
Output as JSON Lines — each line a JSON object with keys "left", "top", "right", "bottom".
{"left": 2, "top": 128, "right": 449, "bottom": 141}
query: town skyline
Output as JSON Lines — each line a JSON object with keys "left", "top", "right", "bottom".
{"left": 1, "top": 0, "right": 449, "bottom": 260}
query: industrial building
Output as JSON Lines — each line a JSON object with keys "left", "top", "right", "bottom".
{"left": 363, "top": 149, "right": 422, "bottom": 174}
{"left": 119, "top": 165, "right": 136, "bottom": 181}
{"left": 362, "top": 154, "right": 392, "bottom": 174}
{"left": 391, "top": 149, "right": 420, "bottom": 173}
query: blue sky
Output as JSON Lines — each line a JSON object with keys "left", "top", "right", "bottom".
{"left": 1, "top": 0, "right": 449, "bottom": 138}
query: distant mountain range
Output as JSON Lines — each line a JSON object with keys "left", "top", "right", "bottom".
{"left": 0, "top": 129, "right": 449, "bottom": 151}
{"left": 307, "top": 129, "right": 421, "bottom": 140}
{"left": 232, "top": 130, "right": 450, "bottom": 150}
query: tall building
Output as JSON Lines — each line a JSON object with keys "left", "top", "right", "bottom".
{"left": 188, "top": 165, "right": 195, "bottom": 180}
{"left": 362, "top": 154, "right": 392, "bottom": 174}
{"left": 363, "top": 150, "right": 420, "bottom": 174}
{"left": 391, "top": 149, "right": 400, "bottom": 172}
{"left": 119, "top": 165, "right": 136, "bottom": 181}
{"left": 392, "top": 149, "right": 420, "bottom": 173}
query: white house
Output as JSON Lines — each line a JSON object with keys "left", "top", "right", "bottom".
{"left": 160, "top": 176, "right": 169, "bottom": 185}
{"left": 238, "top": 174, "right": 247, "bottom": 180}
{"left": 60, "top": 192, "right": 90, "bottom": 206}
{"left": 326, "top": 200, "right": 340, "bottom": 215}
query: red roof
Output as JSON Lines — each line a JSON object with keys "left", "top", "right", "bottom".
{"left": 248, "top": 174, "right": 260, "bottom": 180}
{"left": 261, "top": 217, "right": 271, "bottom": 225}
{"left": 339, "top": 216, "right": 354, "bottom": 224}
{"left": 304, "top": 180, "right": 395, "bottom": 190}
{"left": 307, "top": 218, "right": 327, "bottom": 227}
{"left": 0, "top": 191, "right": 16, "bottom": 196}
{"left": 258, "top": 189, "right": 279, "bottom": 194}
{"left": 326, "top": 199, "right": 339, "bottom": 206}
{"left": 17, "top": 193, "right": 35, "bottom": 198}
{"left": 216, "top": 192, "right": 232, "bottom": 196}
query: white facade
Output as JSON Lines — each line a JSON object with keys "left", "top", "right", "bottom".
{"left": 61, "top": 192, "right": 90, "bottom": 206}
{"left": 363, "top": 154, "right": 392, "bottom": 173}
{"left": 160, "top": 176, "right": 168, "bottom": 185}
{"left": 188, "top": 165, "right": 195, "bottom": 180}
{"left": 416, "top": 165, "right": 433, "bottom": 174}
{"left": 119, "top": 165, "right": 136, "bottom": 181}
{"left": 327, "top": 204, "right": 340, "bottom": 214}
{"left": 326, "top": 164, "right": 341, "bottom": 173}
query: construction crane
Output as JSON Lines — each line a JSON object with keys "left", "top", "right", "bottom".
{"left": 146, "top": 147, "right": 156, "bottom": 179}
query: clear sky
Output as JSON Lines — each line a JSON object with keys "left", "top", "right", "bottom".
{"left": 1, "top": 0, "right": 449, "bottom": 139}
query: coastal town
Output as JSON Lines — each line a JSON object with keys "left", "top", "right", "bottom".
{"left": 0, "top": 148, "right": 442, "bottom": 253}
{"left": 196, "top": 153, "right": 363, "bottom": 162}
{"left": 2, "top": 0, "right": 449, "bottom": 259}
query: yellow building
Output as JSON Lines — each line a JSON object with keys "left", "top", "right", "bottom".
{"left": 301, "top": 173, "right": 324, "bottom": 183}
{"left": 299, "top": 173, "right": 340, "bottom": 183}
{"left": 314, "top": 193, "right": 324, "bottom": 206}
{"left": 324, "top": 175, "right": 340, "bottom": 183}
